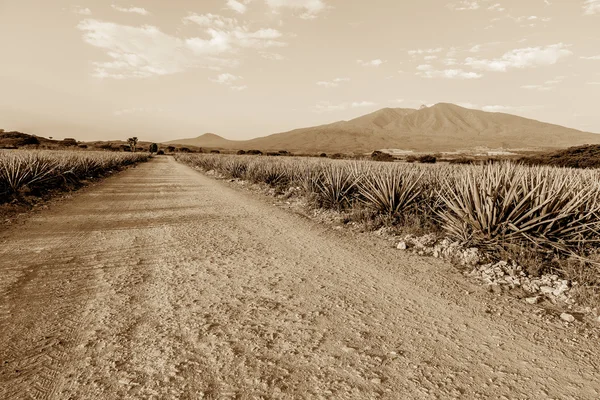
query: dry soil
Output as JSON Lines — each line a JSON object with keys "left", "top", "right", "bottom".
{"left": 0, "top": 156, "right": 598, "bottom": 399}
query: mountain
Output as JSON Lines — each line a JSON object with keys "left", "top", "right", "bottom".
{"left": 166, "top": 103, "right": 600, "bottom": 154}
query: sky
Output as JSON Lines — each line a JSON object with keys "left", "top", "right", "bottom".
{"left": 0, "top": 0, "right": 599, "bottom": 142}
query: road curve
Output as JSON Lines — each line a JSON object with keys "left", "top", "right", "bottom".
{"left": 0, "top": 156, "right": 598, "bottom": 399}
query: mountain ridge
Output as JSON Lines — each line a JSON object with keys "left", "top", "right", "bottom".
{"left": 166, "top": 103, "right": 600, "bottom": 153}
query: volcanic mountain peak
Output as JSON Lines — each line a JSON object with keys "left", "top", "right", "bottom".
{"left": 166, "top": 103, "right": 600, "bottom": 153}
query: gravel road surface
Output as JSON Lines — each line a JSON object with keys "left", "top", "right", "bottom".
{"left": 1, "top": 156, "right": 598, "bottom": 399}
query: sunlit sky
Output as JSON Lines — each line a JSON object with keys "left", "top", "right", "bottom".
{"left": 1, "top": 0, "right": 599, "bottom": 142}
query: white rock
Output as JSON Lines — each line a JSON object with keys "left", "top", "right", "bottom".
{"left": 525, "top": 296, "right": 540, "bottom": 304}
{"left": 560, "top": 313, "right": 575, "bottom": 323}
{"left": 540, "top": 286, "right": 554, "bottom": 295}
{"left": 397, "top": 242, "right": 407, "bottom": 250}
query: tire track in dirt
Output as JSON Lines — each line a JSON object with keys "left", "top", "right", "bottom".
{"left": 1, "top": 156, "right": 599, "bottom": 399}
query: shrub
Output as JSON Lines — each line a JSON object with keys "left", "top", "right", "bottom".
{"left": 237, "top": 150, "right": 246, "bottom": 155}
{"left": 371, "top": 151, "right": 395, "bottom": 162}
{"left": 418, "top": 155, "right": 437, "bottom": 164}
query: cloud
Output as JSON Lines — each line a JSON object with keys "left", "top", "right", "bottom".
{"left": 111, "top": 5, "right": 150, "bottom": 15}
{"left": 488, "top": 3, "right": 505, "bottom": 11}
{"left": 312, "top": 100, "right": 376, "bottom": 113}
{"left": 583, "top": 0, "right": 600, "bottom": 15}
{"left": 78, "top": 16, "right": 282, "bottom": 79}
{"left": 211, "top": 73, "right": 247, "bottom": 90}
{"left": 351, "top": 101, "right": 376, "bottom": 108}
{"left": 316, "top": 77, "right": 349, "bottom": 88}
{"left": 357, "top": 59, "right": 385, "bottom": 67}
{"left": 521, "top": 84, "right": 553, "bottom": 91}
{"left": 416, "top": 64, "right": 482, "bottom": 79}
{"left": 581, "top": 55, "right": 600, "bottom": 60}
{"left": 587, "top": 82, "right": 600, "bottom": 85}
{"left": 259, "top": 51, "right": 285, "bottom": 60}
{"left": 227, "top": 0, "right": 251, "bottom": 14}
{"left": 465, "top": 43, "right": 572, "bottom": 72}
{"left": 72, "top": 6, "right": 92, "bottom": 15}
{"left": 265, "top": 0, "right": 328, "bottom": 19}
{"left": 448, "top": 1, "right": 482, "bottom": 10}
{"left": 184, "top": 13, "right": 286, "bottom": 49}
{"left": 408, "top": 48, "right": 443, "bottom": 56}
{"left": 78, "top": 20, "right": 193, "bottom": 78}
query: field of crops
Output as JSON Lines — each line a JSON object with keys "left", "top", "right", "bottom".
{"left": 0, "top": 150, "right": 150, "bottom": 203}
{"left": 176, "top": 154, "right": 600, "bottom": 267}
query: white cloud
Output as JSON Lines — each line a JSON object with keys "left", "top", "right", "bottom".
{"left": 408, "top": 48, "right": 443, "bottom": 56}
{"left": 482, "top": 105, "right": 515, "bottom": 112}
{"left": 184, "top": 13, "right": 286, "bottom": 50}
{"left": 391, "top": 99, "right": 405, "bottom": 104}
{"left": 72, "top": 6, "right": 92, "bottom": 15}
{"left": 227, "top": 0, "right": 251, "bottom": 14}
{"left": 78, "top": 16, "right": 283, "bottom": 79}
{"left": 211, "top": 73, "right": 247, "bottom": 90}
{"left": 581, "top": 55, "right": 600, "bottom": 60}
{"left": 312, "top": 100, "right": 376, "bottom": 113}
{"left": 357, "top": 59, "right": 385, "bottom": 67}
{"left": 316, "top": 77, "right": 349, "bottom": 88}
{"left": 265, "top": 0, "right": 327, "bottom": 19}
{"left": 211, "top": 73, "right": 242, "bottom": 84}
{"left": 111, "top": 5, "right": 149, "bottom": 15}
{"left": 583, "top": 0, "right": 600, "bottom": 15}
{"left": 416, "top": 65, "right": 482, "bottom": 79}
{"left": 351, "top": 101, "right": 376, "bottom": 108}
{"left": 448, "top": 1, "right": 481, "bottom": 10}
{"left": 259, "top": 51, "right": 285, "bottom": 60}
{"left": 521, "top": 84, "right": 553, "bottom": 91}
{"left": 488, "top": 3, "right": 505, "bottom": 11}
{"left": 465, "top": 43, "right": 572, "bottom": 72}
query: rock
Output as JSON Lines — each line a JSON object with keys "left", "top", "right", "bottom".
{"left": 525, "top": 296, "right": 540, "bottom": 304}
{"left": 397, "top": 242, "right": 407, "bottom": 250}
{"left": 370, "top": 378, "right": 382, "bottom": 384}
{"left": 560, "top": 313, "right": 575, "bottom": 323}
{"left": 540, "top": 286, "right": 554, "bottom": 295}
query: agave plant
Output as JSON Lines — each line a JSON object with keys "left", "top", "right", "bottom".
{"left": 358, "top": 166, "right": 423, "bottom": 217}
{"left": 438, "top": 162, "right": 600, "bottom": 256}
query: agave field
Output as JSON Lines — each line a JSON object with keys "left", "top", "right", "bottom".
{"left": 0, "top": 150, "right": 150, "bottom": 203}
{"left": 176, "top": 153, "right": 600, "bottom": 268}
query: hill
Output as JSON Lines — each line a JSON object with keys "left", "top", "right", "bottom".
{"left": 166, "top": 103, "right": 600, "bottom": 154}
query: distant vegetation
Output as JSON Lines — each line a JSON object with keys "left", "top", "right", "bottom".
{"left": 520, "top": 145, "right": 600, "bottom": 169}
{"left": 0, "top": 150, "right": 150, "bottom": 204}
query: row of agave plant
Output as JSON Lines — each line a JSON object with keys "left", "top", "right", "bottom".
{"left": 0, "top": 150, "right": 150, "bottom": 203}
{"left": 176, "top": 153, "right": 600, "bottom": 265}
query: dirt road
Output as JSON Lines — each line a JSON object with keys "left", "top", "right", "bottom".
{"left": 0, "top": 156, "right": 598, "bottom": 399}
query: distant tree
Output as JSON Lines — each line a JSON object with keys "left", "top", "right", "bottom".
{"left": 246, "top": 150, "right": 263, "bottom": 155}
{"left": 167, "top": 146, "right": 176, "bottom": 153}
{"left": 371, "top": 151, "right": 395, "bottom": 162}
{"left": 179, "top": 147, "right": 191, "bottom": 153}
{"left": 62, "top": 138, "right": 78, "bottom": 147}
{"left": 418, "top": 155, "right": 437, "bottom": 164}
{"left": 237, "top": 150, "right": 246, "bottom": 155}
{"left": 210, "top": 150, "right": 221, "bottom": 154}
{"left": 127, "top": 137, "right": 139, "bottom": 152}
{"left": 78, "top": 144, "right": 88, "bottom": 149}
{"left": 149, "top": 143, "right": 158, "bottom": 153}
{"left": 157, "top": 150, "right": 165, "bottom": 155}
{"left": 319, "top": 153, "right": 327, "bottom": 157}
{"left": 330, "top": 153, "right": 343, "bottom": 159}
